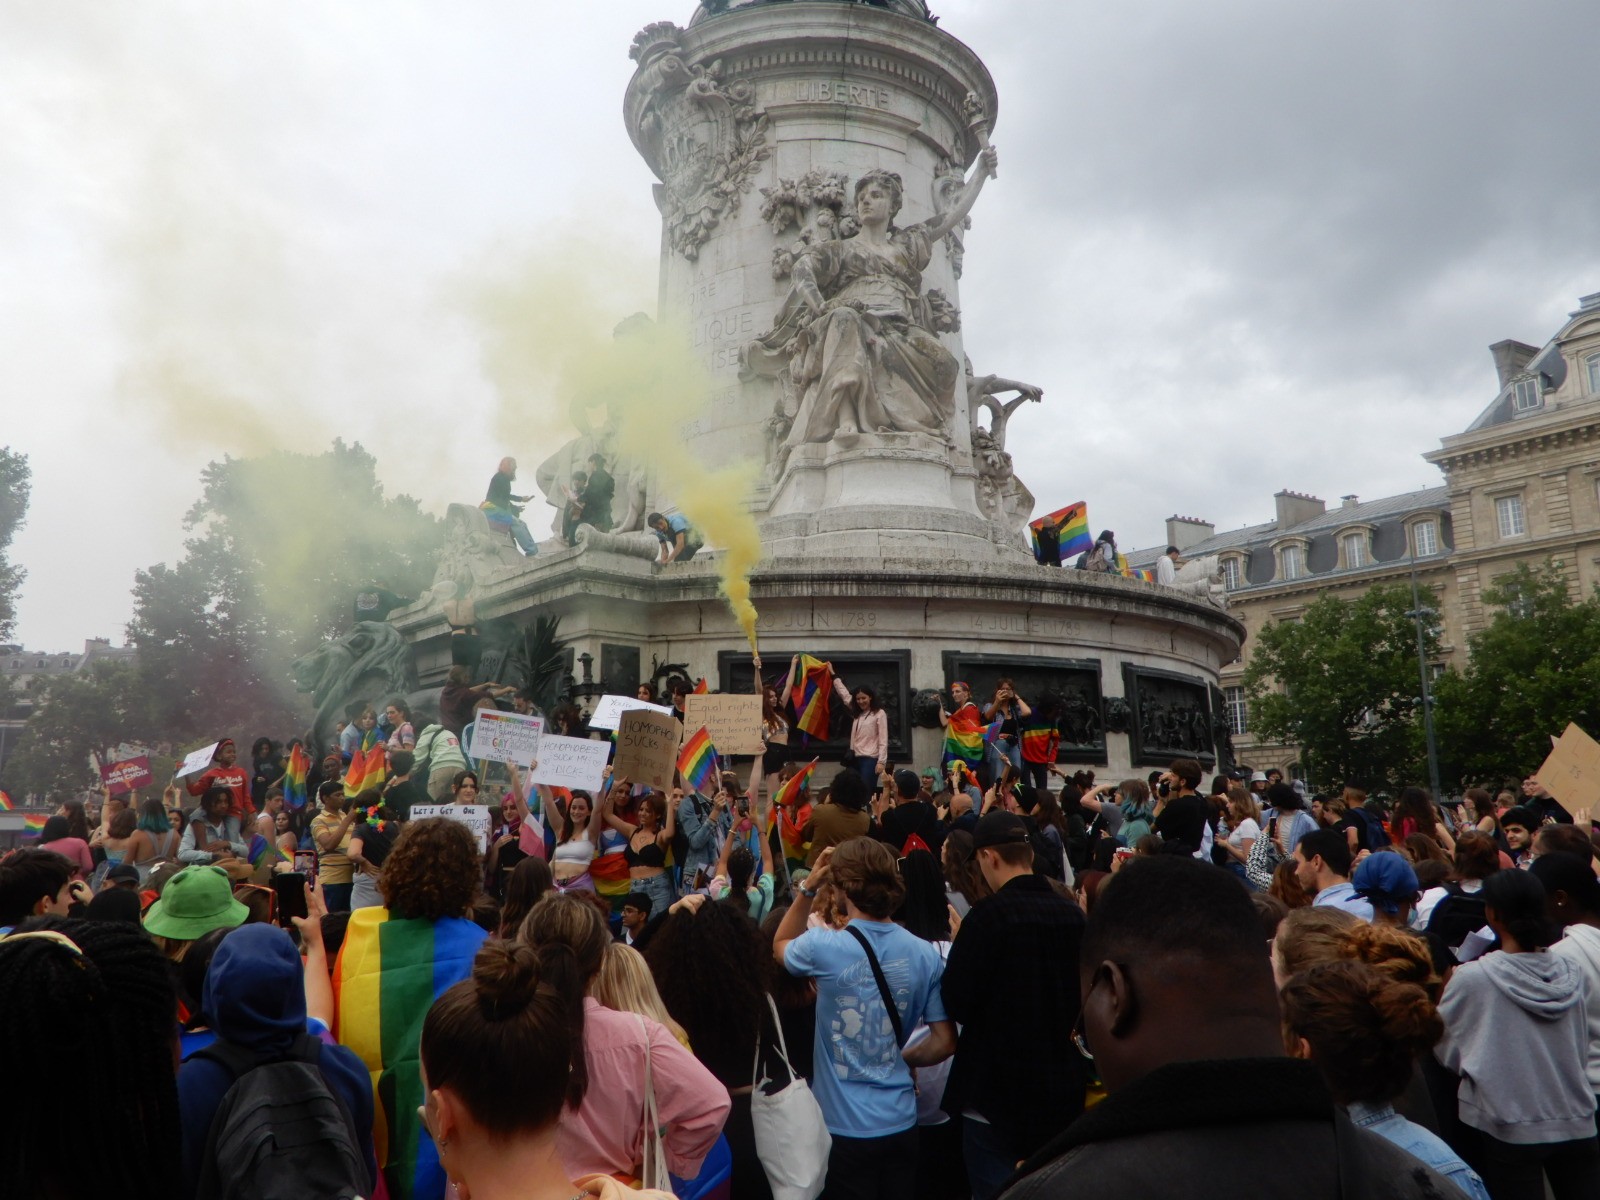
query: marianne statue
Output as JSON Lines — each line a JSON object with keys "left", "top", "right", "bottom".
{"left": 746, "top": 146, "right": 998, "bottom": 454}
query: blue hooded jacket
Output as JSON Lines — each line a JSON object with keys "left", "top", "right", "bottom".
{"left": 176, "top": 924, "right": 376, "bottom": 1198}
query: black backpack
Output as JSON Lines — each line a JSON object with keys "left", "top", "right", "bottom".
{"left": 1425, "top": 882, "right": 1489, "bottom": 951}
{"left": 1352, "top": 806, "right": 1392, "bottom": 849}
{"left": 193, "top": 1033, "right": 369, "bottom": 1200}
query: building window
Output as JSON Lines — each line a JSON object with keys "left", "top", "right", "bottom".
{"left": 1341, "top": 532, "right": 1368, "bottom": 569}
{"left": 1280, "top": 544, "right": 1304, "bottom": 580}
{"left": 1495, "top": 494, "right": 1526, "bottom": 538}
{"left": 1222, "top": 556, "right": 1243, "bottom": 590}
{"left": 1411, "top": 519, "right": 1438, "bottom": 557}
{"left": 1513, "top": 377, "right": 1542, "bottom": 412}
{"left": 1225, "top": 686, "right": 1248, "bottom": 736}
{"left": 1588, "top": 353, "right": 1600, "bottom": 394}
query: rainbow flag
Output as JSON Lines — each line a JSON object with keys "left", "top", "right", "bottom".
{"left": 769, "top": 759, "right": 818, "bottom": 869}
{"left": 983, "top": 717, "right": 1005, "bottom": 745}
{"left": 246, "top": 833, "right": 286, "bottom": 868}
{"left": 790, "top": 654, "right": 833, "bottom": 739}
{"left": 22, "top": 812, "right": 48, "bottom": 836}
{"left": 344, "top": 729, "right": 386, "bottom": 798}
{"left": 333, "top": 907, "right": 489, "bottom": 1200}
{"left": 0, "top": 790, "right": 13, "bottom": 810}
{"left": 1117, "top": 553, "right": 1156, "bottom": 582}
{"left": 591, "top": 838, "right": 634, "bottom": 913}
{"left": 773, "top": 758, "right": 819, "bottom": 810}
{"left": 1029, "top": 502, "right": 1092, "bottom": 564}
{"left": 678, "top": 727, "right": 718, "bottom": 795}
{"left": 943, "top": 703, "right": 986, "bottom": 766}
{"left": 693, "top": 677, "right": 709, "bottom": 695}
{"left": 282, "top": 743, "right": 310, "bottom": 809}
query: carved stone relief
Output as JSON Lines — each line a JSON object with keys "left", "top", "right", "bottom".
{"left": 1122, "top": 665, "right": 1216, "bottom": 767}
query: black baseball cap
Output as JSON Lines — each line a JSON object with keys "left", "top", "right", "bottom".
{"left": 972, "top": 811, "right": 1031, "bottom": 850}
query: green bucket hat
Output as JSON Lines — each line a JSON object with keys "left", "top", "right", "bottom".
{"left": 142, "top": 865, "right": 249, "bottom": 940}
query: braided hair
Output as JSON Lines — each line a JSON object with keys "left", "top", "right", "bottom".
{"left": 0, "top": 917, "right": 179, "bottom": 1200}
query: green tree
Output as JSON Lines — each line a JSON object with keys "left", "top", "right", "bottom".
{"left": 1432, "top": 562, "right": 1600, "bottom": 784}
{"left": 0, "top": 446, "right": 30, "bottom": 641}
{"left": 126, "top": 440, "right": 443, "bottom": 744}
{"left": 1243, "top": 582, "right": 1439, "bottom": 790}
{"left": 0, "top": 662, "right": 149, "bottom": 797}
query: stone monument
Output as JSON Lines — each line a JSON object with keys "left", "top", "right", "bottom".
{"left": 391, "top": 0, "right": 1244, "bottom": 777}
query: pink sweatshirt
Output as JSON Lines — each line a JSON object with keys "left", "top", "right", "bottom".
{"left": 833, "top": 678, "right": 889, "bottom": 763}
{"left": 558, "top": 999, "right": 731, "bottom": 1181}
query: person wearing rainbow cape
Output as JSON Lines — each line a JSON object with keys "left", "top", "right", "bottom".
{"left": 939, "top": 681, "right": 987, "bottom": 780}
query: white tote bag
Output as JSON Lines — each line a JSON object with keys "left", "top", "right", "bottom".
{"left": 636, "top": 1015, "right": 672, "bottom": 1193}
{"left": 751, "top": 994, "right": 831, "bottom": 1200}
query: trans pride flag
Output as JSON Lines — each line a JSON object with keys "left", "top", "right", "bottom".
{"left": 1029, "top": 502, "right": 1092, "bottom": 565}
{"left": 790, "top": 655, "right": 834, "bottom": 740}
{"left": 333, "top": 907, "right": 488, "bottom": 1200}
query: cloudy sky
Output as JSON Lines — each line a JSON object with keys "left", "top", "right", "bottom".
{"left": 4, "top": 0, "right": 1599, "bottom": 651}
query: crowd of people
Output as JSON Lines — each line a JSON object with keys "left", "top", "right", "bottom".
{"left": 5, "top": 667, "right": 1600, "bottom": 1200}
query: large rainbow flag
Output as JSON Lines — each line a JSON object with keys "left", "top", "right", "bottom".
{"left": 344, "top": 730, "right": 387, "bottom": 798}
{"left": 943, "top": 703, "right": 987, "bottom": 766}
{"left": 282, "top": 743, "right": 310, "bottom": 809}
{"left": 678, "top": 727, "right": 718, "bottom": 795}
{"left": 1029, "top": 502, "right": 1092, "bottom": 564}
{"left": 590, "top": 827, "right": 633, "bottom": 913}
{"left": 790, "top": 654, "right": 833, "bottom": 740}
{"left": 333, "top": 907, "right": 489, "bottom": 1200}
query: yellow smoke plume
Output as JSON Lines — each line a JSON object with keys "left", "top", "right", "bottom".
{"left": 462, "top": 238, "right": 763, "bottom": 648}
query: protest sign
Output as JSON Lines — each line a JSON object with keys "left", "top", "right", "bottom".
{"left": 468, "top": 709, "right": 544, "bottom": 767}
{"left": 175, "top": 742, "right": 221, "bottom": 779}
{"left": 614, "top": 710, "right": 681, "bottom": 789}
{"left": 589, "top": 694, "right": 674, "bottom": 731}
{"left": 101, "top": 756, "right": 154, "bottom": 795}
{"left": 1535, "top": 723, "right": 1600, "bottom": 814}
{"left": 683, "top": 692, "right": 764, "bottom": 755}
{"left": 409, "top": 803, "right": 494, "bottom": 852}
{"left": 530, "top": 734, "right": 611, "bottom": 793}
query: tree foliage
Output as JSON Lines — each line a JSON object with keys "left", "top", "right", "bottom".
{"left": 126, "top": 440, "right": 443, "bottom": 745}
{"left": 0, "top": 446, "right": 31, "bottom": 642}
{"left": 0, "top": 663, "right": 149, "bottom": 797}
{"left": 1243, "top": 582, "right": 1439, "bottom": 791}
{"left": 1432, "top": 562, "right": 1600, "bottom": 784}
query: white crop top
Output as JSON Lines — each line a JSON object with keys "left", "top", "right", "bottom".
{"left": 552, "top": 834, "right": 596, "bottom": 866}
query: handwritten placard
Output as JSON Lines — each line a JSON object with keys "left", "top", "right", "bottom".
{"left": 102, "top": 756, "right": 154, "bottom": 795}
{"left": 614, "top": 710, "right": 681, "bottom": 789}
{"left": 683, "top": 693, "right": 764, "bottom": 755}
{"left": 589, "top": 694, "right": 674, "bottom": 731}
{"left": 530, "top": 734, "right": 611, "bottom": 793}
{"left": 175, "top": 742, "right": 221, "bottom": 780}
{"left": 1535, "top": 723, "right": 1600, "bottom": 815}
{"left": 409, "top": 803, "right": 493, "bottom": 853}
{"left": 468, "top": 709, "right": 544, "bottom": 767}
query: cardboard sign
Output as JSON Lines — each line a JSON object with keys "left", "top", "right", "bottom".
{"left": 529, "top": 734, "right": 611, "bottom": 793}
{"left": 1535, "top": 723, "right": 1600, "bottom": 814}
{"left": 101, "top": 756, "right": 154, "bottom": 795}
{"left": 589, "top": 694, "right": 674, "bottom": 731}
{"left": 614, "top": 710, "right": 681, "bottom": 789}
{"left": 468, "top": 709, "right": 544, "bottom": 767}
{"left": 409, "top": 803, "right": 494, "bottom": 852}
{"left": 175, "top": 742, "right": 221, "bottom": 779}
{"left": 683, "top": 692, "right": 765, "bottom": 755}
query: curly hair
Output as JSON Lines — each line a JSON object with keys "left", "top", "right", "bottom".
{"left": 829, "top": 837, "right": 905, "bottom": 918}
{"left": 1281, "top": 960, "right": 1442, "bottom": 1106}
{"left": 1273, "top": 906, "right": 1361, "bottom": 980}
{"left": 645, "top": 901, "right": 766, "bottom": 1087}
{"left": 380, "top": 818, "right": 482, "bottom": 920}
{"left": 854, "top": 168, "right": 903, "bottom": 221}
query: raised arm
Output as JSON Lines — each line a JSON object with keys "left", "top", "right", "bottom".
{"left": 599, "top": 780, "right": 637, "bottom": 838}
{"left": 660, "top": 787, "right": 681, "bottom": 846}
{"left": 922, "top": 146, "right": 997, "bottom": 242}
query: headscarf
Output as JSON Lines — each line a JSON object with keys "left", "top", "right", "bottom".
{"left": 1352, "top": 853, "right": 1420, "bottom": 917}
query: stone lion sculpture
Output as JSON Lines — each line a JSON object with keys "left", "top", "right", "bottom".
{"left": 1168, "top": 554, "right": 1229, "bottom": 610}
{"left": 290, "top": 621, "right": 425, "bottom": 755}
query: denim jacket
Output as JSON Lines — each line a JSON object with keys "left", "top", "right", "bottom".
{"left": 179, "top": 812, "right": 247, "bottom": 864}
{"left": 1346, "top": 1102, "right": 1491, "bottom": 1200}
{"left": 677, "top": 793, "right": 730, "bottom": 881}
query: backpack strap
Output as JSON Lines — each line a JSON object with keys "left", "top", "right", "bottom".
{"left": 192, "top": 1032, "right": 324, "bottom": 1078}
{"left": 844, "top": 925, "right": 906, "bottom": 1048}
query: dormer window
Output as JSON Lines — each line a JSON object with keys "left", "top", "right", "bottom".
{"left": 1588, "top": 353, "right": 1600, "bottom": 395}
{"left": 1341, "top": 532, "right": 1367, "bottom": 568}
{"left": 1513, "top": 376, "right": 1542, "bottom": 412}
{"left": 1280, "top": 544, "right": 1305, "bottom": 581}
{"left": 1221, "top": 555, "right": 1244, "bottom": 591}
{"left": 1412, "top": 519, "right": 1439, "bottom": 558}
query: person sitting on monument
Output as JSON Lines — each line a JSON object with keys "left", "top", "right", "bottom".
{"left": 482, "top": 455, "right": 539, "bottom": 556}
{"left": 561, "top": 469, "right": 589, "bottom": 546}
{"left": 648, "top": 510, "right": 702, "bottom": 563}
{"left": 581, "top": 452, "right": 615, "bottom": 532}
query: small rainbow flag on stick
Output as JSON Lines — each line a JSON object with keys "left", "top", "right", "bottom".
{"left": 282, "top": 743, "right": 310, "bottom": 809}
{"left": 344, "top": 730, "right": 387, "bottom": 798}
{"left": 677, "top": 726, "right": 719, "bottom": 795}
{"left": 22, "top": 813, "right": 48, "bottom": 836}
{"left": 247, "top": 833, "right": 287, "bottom": 869}
{"left": 1029, "top": 502, "right": 1092, "bottom": 564}
{"left": 693, "top": 677, "right": 709, "bottom": 695}
{"left": 790, "top": 654, "right": 834, "bottom": 740}
{"left": 772, "top": 758, "right": 819, "bottom": 811}
{"left": 0, "top": 789, "right": 14, "bottom": 810}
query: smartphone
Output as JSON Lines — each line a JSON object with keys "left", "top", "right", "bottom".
{"left": 1112, "top": 848, "right": 1135, "bottom": 863}
{"left": 272, "top": 872, "right": 309, "bottom": 928}
{"left": 293, "top": 850, "right": 316, "bottom": 876}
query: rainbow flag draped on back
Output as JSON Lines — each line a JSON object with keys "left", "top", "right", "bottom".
{"left": 943, "top": 703, "right": 986, "bottom": 766}
{"left": 282, "top": 744, "right": 310, "bottom": 809}
{"left": 1029, "top": 502, "right": 1092, "bottom": 564}
{"left": 333, "top": 908, "right": 489, "bottom": 1200}
{"left": 344, "top": 730, "right": 386, "bottom": 798}
{"left": 769, "top": 758, "right": 818, "bottom": 869}
{"left": 790, "top": 654, "right": 833, "bottom": 739}
{"left": 678, "top": 727, "right": 718, "bottom": 795}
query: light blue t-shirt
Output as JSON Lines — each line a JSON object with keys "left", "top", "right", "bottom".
{"left": 1313, "top": 880, "right": 1375, "bottom": 921}
{"left": 784, "top": 918, "right": 948, "bottom": 1138}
